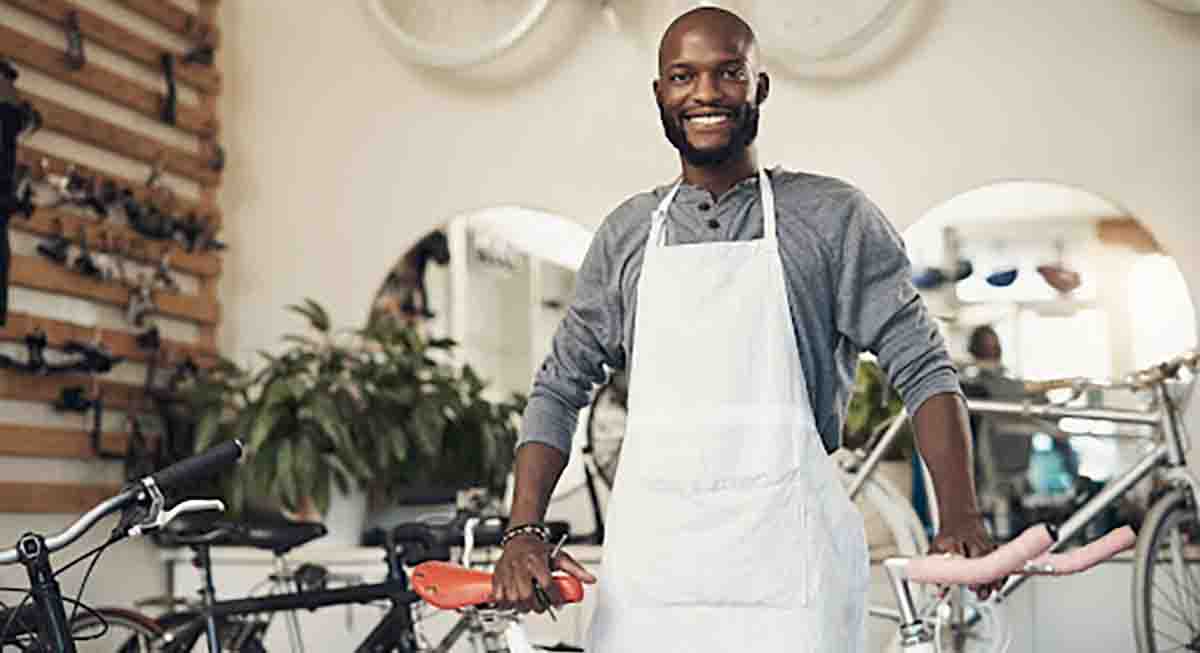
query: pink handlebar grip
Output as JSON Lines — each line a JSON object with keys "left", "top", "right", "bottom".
{"left": 904, "top": 524, "right": 1054, "bottom": 585}
{"left": 1028, "top": 526, "right": 1136, "bottom": 574}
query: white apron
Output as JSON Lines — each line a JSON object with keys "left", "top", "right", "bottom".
{"left": 586, "top": 170, "right": 869, "bottom": 653}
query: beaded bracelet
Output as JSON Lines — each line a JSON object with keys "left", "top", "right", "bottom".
{"left": 501, "top": 522, "right": 551, "bottom": 548}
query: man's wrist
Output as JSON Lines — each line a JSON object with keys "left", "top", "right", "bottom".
{"left": 938, "top": 506, "right": 985, "bottom": 527}
{"left": 501, "top": 522, "right": 551, "bottom": 548}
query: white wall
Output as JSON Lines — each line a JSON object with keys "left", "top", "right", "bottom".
{"left": 217, "top": 1, "right": 1200, "bottom": 366}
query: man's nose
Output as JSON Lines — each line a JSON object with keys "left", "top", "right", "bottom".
{"left": 692, "top": 72, "right": 723, "bottom": 103}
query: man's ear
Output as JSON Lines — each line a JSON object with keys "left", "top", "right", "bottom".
{"left": 756, "top": 72, "right": 770, "bottom": 106}
{"left": 652, "top": 78, "right": 660, "bottom": 102}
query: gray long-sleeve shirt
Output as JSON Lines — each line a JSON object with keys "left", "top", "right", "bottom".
{"left": 519, "top": 167, "right": 962, "bottom": 456}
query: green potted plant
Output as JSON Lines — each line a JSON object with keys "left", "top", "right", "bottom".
{"left": 185, "top": 299, "right": 526, "bottom": 522}
{"left": 843, "top": 357, "right": 915, "bottom": 461}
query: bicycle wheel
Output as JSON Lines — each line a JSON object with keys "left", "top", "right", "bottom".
{"left": 586, "top": 370, "right": 628, "bottom": 490}
{"left": 362, "top": 0, "right": 551, "bottom": 68}
{"left": 153, "top": 611, "right": 269, "bottom": 653}
{"left": 835, "top": 454, "right": 928, "bottom": 561}
{"left": 1133, "top": 488, "right": 1200, "bottom": 652}
{"left": 67, "top": 607, "right": 164, "bottom": 652}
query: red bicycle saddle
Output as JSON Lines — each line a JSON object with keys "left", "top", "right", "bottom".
{"left": 411, "top": 561, "right": 584, "bottom": 610}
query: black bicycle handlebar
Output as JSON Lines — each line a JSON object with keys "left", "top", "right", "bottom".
{"left": 150, "top": 440, "right": 243, "bottom": 490}
{"left": 0, "top": 441, "right": 243, "bottom": 565}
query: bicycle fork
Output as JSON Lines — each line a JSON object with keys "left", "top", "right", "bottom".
{"left": 883, "top": 558, "right": 935, "bottom": 652}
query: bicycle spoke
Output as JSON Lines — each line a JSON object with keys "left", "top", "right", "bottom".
{"left": 1156, "top": 554, "right": 1200, "bottom": 633}
{"left": 1153, "top": 578, "right": 1198, "bottom": 634}
{"left": 1148, "top": 520, "right": 1200, "bottom": 653}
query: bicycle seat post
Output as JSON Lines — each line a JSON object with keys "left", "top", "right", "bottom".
{"left": 191, "top": 544, "right": 222, "bottom": 653}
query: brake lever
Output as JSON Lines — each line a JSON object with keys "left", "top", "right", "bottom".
{"left": 127, "top": 498, "right": 225, "bottom": 537}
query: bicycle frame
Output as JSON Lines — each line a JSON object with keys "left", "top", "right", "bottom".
{"left": 850, "top": 378, "right": 1198, "bottom": 603}
{"left": 162, "top": 575, "right": 420, "bottom": 653}
{"left": 969, "top": 382, "right": 1197, "bottom": 599}
{"left": 171, "top": 525, "right": 544, "bottom": 653}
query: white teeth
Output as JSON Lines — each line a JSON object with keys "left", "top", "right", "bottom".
{"left": 688, "top": 115, "right": 728, "bottom": 125}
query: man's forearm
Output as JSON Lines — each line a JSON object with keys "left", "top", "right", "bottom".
{"left": 509, "top": 441, "right": 568, "bottom": 526}
{"left": 911, "top": 392, "right": 981, "bottom": 525}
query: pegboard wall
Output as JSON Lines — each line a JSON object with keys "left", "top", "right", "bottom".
{"left": 0, "top": 0, "right": 225, "bottom": 513}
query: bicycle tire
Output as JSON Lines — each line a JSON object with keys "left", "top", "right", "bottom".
{"left": 68, "top": 607, "right": 165, "bottom": 652}
{"left": 362, "top": 0, "right": 552, "bottom": 69}
{"left": 154, "top": 610, "right": 269, "bottom": 653}
{"left": 1133, "top": 488, "right": 1200, "bottom": 653}
{"left": 586, "top": 370, "right": 628, "bottom": 490}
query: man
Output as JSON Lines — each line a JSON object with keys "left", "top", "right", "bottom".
{"left": 493, "top": 7, "right": 997, "bottom": 651}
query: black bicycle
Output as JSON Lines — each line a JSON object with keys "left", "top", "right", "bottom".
{"left": 106, "top": 510, "right": 581, "bottom": 652}
{"left": 0, "top": 440, "right": 243, "bottom": 653}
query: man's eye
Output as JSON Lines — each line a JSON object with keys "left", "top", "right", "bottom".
{"left": 669, "top": 72, "right": 692, "bottom": 83}
{"left": 723, "top": 68, "right": 747, "bottom": 80}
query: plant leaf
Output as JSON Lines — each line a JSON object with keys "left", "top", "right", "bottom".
{"left": 192, "top": 409, "right": 222, "bottom": 454}
{"left": 286, "top": 298, "right": 331, "bottom": 333}
{"left": 247, "top": 405, "right": 284, "bottom": 453}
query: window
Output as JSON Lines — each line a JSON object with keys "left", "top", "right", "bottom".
{"left": 1128, "top": 254, "right": 1196, "bottom": 368}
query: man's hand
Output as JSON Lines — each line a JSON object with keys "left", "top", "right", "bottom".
{"left": 928, "top": 511, "right": 1002, "bottom": 599}
{"left": 492, "top": 535, "right": 597, "bottom": 613}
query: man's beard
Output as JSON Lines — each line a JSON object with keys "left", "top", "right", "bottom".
{"left": 659, "top": 101, "right": 760, "bottom": 167}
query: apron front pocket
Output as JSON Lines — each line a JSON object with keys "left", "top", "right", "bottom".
{"left": 628, "top": 403, "right": 808, "bottom": 491}
{"left": 622, "top": 482, "right": 811, "bottom": 608}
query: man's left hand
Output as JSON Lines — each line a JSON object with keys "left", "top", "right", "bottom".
{"left": 928, "top": 512, "right": 1002, "bottom": 600}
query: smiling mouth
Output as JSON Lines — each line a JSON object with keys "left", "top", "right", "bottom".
{"left": 683, "top": 112, "right": 733, "bottom": 127}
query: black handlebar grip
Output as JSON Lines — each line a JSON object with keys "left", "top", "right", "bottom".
{"left": 390, "top": 523, "right": 438, "bottom": 548}
{"left": 150, "top": 440, "right": 243, "bottom": 490}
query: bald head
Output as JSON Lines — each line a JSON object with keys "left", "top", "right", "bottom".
{"left": 652, "top": 6, "right": 769, "bottom": 170}
{"left": 657, "top": 7, "right": 760, "bottom": 75}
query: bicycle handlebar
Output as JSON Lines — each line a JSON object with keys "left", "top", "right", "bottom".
{"left": 1023, "top": 349, "right": 1199, "bottom": 397}
{"left": 0, "top": 441, "right": 243, "bottom": 565}
{"left": 1026, "top": 526, "right": 1138, "bottom": 575}
{"left": 150, "top": 440, "right": 243, "bottom": 490}
{"left": 891, "top": 524, "right": 1136, "bottom": 586}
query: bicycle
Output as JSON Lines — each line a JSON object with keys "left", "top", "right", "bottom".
{"left": 881, "top": 522, "right": 1137, "bottom": 652}
{"left": 0, "top": 440, "right": 243, "bottom": 653}
{"left": 104, "top": 509, "right": 584, "bottom": 652}
{"left": 847, "top": 348, "right": 1200, "bottom": 652}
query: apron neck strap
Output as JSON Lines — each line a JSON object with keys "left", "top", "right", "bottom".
{"left": 649, "top": 169, "right": 776, "bottom": 247}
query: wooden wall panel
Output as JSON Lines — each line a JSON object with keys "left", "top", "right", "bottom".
{"left": 17, "top": 146, "right": 221, "bottom": 224}
{"left": 0, "top": 23, "right": 216, "bottom": 137}
{"left": 0, "top": 311, "right": 218, "bottom": 365}
{"left": 0, "top": 0, "right": 226, "bottom": 513}
{"left": 18, "top": 208, "right": 222, "bottom": 278}
{"left": 25, "top": 91, "right": 219, "bottom": 186}
{"left": 10, "top": 255, "right": 220, "bottom": 325}
{"left": 0, "top": 482, "right": 123, "bottom": 514}
{"left": 3, "top": 0, "right": 221, "bottom": 93}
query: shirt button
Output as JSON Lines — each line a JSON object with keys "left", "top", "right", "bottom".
{"left": 706, "top": 218, "right": 720, "bottom": 229}
{"left": 697, "top": 202, "right": 711, "bottom": 211}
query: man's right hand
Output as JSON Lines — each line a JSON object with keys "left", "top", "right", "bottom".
{"left": 492, "top": 535, "right": 597, "bottom": 613}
